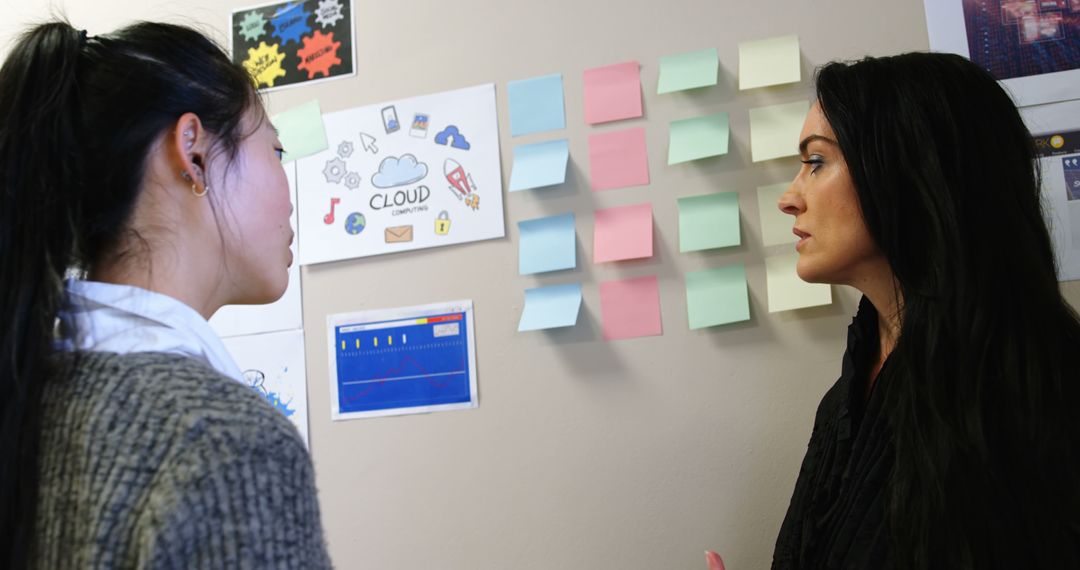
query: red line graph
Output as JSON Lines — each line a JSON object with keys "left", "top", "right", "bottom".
{"left": 340, "top": 353, "right": 467, "bottom": 405}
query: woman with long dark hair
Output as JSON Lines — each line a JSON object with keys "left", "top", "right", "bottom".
{"left": 773, "top": 52, "right": 1080, "bottom": 569}
{"left": 0, "top": 21, "right": 330, "bottom": 568}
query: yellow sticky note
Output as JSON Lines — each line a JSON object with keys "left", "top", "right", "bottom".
{"left": 750, "top": 100, "right": 809, "bottom": 162}
{"left": 739, "top": 35, "right": 801, "bottom": 90}
{"left": 765, "top": 253, "right": 832, "bottom": 312}
{"left": 757, "top": 182, "right": 798, "bottom": 247}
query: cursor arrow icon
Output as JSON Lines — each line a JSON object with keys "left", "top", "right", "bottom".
{"left": 359, "top": 132, "right": 378, "bottom": 154}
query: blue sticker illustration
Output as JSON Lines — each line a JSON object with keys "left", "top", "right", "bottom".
{"left": 434, "top": 125, "right": 472, "bottom": 150}
{"left": 372, "top": 154, "right": 429, "bottom": 188}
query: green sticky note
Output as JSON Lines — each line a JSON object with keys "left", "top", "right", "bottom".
{"left": 739, "top": 35, "right": 801, "bottom": 90}
{"left": 270, "top": 100, "right": 328, "bottom": 164}
{"left": 749, "top": 100, "right": 809, "bottom": 162}
{"left": 686, "top": 264, "right": 751, "bottom": 329}
{"left": 678, "top": 192, "right": 740, "bottom": 252}
{"left": 765, "top": 253, "right": 833, "bottom": 312}
{"left": 669, "top": 112, "right": 729, "bottom": 165}
{"left": 658, "top": 48, "right": 719, "bottom": 94}
{"left": 757, "top": 182, "right": 798, "bottom": 246}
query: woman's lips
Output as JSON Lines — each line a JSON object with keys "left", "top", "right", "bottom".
{"left": 793, "top": 228, "right": 811, "bottom": 250}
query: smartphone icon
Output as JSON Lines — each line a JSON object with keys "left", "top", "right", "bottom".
{"left": 381, "top": 106, "right": 400, "bottom": 134}
{"left": 410, "top": 113, "right": 430, "bottom": 138}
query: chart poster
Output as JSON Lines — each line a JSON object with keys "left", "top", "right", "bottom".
{"left": 1024, "top": 99, "right": 1080, "bottom": 281}
{"left": 210, "top": 163, "right": 303, "bottom": 338}
{"left": 924, "top": 0, "right": 1080, "bottom": 107}
{"left": 296, "top": 84, "right": 504, "bottom": 265}
{"left": 222, "top": 329, "right": 311, "bottom": 447}
{"left": 327, "top": 301, "right": 479, "bottom": 420}
{"left": 230, "top": 0, "right": 355, "bottom": 92}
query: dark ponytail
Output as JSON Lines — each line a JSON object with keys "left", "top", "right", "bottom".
{"left": 0, "top": 23, "right": 87, "bottom": 566}
{"left": 0, "top": 20, "right": 260, "bottom": 568}
{"left": 815, "top": 53, "right": 1080, "bottom": 568}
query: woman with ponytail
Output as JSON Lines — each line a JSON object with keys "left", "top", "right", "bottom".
{"left": 0, "top": 21, "right": 329, "bottom": 568}
{"left": 771, "top": 52, "right": 1080, "bottom": 569}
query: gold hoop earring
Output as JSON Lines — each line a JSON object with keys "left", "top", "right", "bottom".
{"left": 191, "top": 183, "right": 208, "bottom": 197}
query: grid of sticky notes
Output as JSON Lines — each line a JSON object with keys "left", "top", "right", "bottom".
{"left": 511, "top": 34, "right": 833, "bottom": 337}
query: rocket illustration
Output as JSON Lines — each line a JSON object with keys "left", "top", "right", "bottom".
{"left": 444, "top": 158, "right": 477, "bottom": 199}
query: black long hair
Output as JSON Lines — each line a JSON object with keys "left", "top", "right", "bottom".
{"left": 0, "top": 21, "right": 260, "bottom": 567}
{"left": 816, "top": 53, "right": 1080, "bottom": 568}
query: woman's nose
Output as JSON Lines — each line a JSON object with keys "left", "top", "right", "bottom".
{"left": 777, "top": 183, "right": 804, "bottom": 216}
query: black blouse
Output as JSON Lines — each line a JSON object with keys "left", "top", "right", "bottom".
{"left": 772, "top": 297, "right": 895, "bottom": 569}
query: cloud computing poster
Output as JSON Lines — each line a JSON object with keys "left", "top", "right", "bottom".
{"left": 295, "top": 84, "right": 505, "bottom": 265}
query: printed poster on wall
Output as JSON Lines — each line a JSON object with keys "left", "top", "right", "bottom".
{"left": 230, "top": 0, "right": 355, "bottom": 92}
{"left": 210, "top": 163, "right": 303, "bottom": 338}
{"left": 296, "top": 84, "right": 504, "bottom": 265}
{"left": 1024, "top": 99, "right": 1080, "bottom": 281}
{"left": 222, "top": 329, "right": 312, "bottom": 447}
{"left": 327, "top": 300, "right": 479, "bottom": 420}
{"left": 924, "top": 0, "right": 1080, "bottom": 107}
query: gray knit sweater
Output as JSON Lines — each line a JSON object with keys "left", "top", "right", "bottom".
{"left": 32, "top": 351, "right": 332, "bottom": 569}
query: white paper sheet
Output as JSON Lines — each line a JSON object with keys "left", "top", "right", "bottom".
{"left": 222, "top": 328, "right": 311, "bottom": 447}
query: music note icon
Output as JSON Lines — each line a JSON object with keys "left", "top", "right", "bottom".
{"left": 324, "top": 198, "right": 341, "bottom": 225}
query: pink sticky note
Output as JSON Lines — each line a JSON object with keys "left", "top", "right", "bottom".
{"left": 588, "top": 127, "right": 650, "bottom": 191}
{"left": 594, "top": 203, "right": 653, "bottom": 263}
{"left": 706, "top": 551, "right": 726, "bottom": 570}
{"left": 584, "top": 61, "right": 643, "bottom": 124}
{"left": 599, "top": 275, "right": 663, "bottom": 341}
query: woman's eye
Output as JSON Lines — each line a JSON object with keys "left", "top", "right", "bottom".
{"left": 274, "top": 147, "right": 285, "bottom": 161}
{"left": 801, "top": 155, "right": 824, "bottom": 175}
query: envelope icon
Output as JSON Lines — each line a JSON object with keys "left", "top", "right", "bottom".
{"left": 385, "top": 225, "right": 413, "bottom": 243}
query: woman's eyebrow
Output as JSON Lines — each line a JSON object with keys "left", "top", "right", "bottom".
{"left": 799, "top": 134, "right": 838, "bottom": 156}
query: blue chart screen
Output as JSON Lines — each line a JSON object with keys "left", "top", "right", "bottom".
{"left": 335, "top": 311, "right": 471, "bottom": 414}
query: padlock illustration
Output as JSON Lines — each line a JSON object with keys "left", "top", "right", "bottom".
{"left": 435, "top": 210, "right": 451, "bottom": 235}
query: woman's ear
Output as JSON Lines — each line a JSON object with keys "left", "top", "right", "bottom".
{"left": 170, "top": 112, "right": 209, "bottom": 190}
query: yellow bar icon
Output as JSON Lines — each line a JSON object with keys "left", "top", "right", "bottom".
{"left": 388, "top": 335, "right": 393, "bottom": 346}
{"left": 356, "top": 339, "right": 360, "bottom": 349}
{"left": 341, "top": 340, "right": 345, "bottom": 350}
{"left": 374, "top": 337, "right": 378, "bottom": 347}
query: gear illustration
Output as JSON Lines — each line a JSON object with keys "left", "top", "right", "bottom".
{"left": 238, "top": 11, "right": 268, "bottom": 43}
{"left": 242, "top": 42, "right": 287, "bottom": 88}
{"left": 315, "top": 0, "right": 345, "bottom": 29}
{"left": 337, "top": 140, "right": 354, "bottom": 158}
{"left": 343, "top": 171, "right": 362, "bottom": 190}
{"left": 270, "top": 2, "right": 312, "bottom": 46}
{"left": 296, "top": 30, "right": 342, "bottom": 79}
{"left": 323, "top": 157, "right": 347, "bottom": 184}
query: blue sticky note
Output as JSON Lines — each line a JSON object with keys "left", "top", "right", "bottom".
{"left": 509, "top": 139, "right": 570, "bottom": 192}
{"left": 518, "top": 283, "right": 583, "bottom": 331}
{"left": 518, "top": 213, "right": 576, "bottom": 275}
{"left": 508, "top": 74, "right": 566, "bottom": 137}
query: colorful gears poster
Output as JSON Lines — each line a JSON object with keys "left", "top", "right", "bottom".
{"left": 231, "top": 0, "right": 355, "bottom": 92}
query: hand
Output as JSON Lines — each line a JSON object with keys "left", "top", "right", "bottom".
{"left": 706, "top": 550, "right": 726, "bottom": 570}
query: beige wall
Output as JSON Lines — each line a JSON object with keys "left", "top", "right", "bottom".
{"left": 5, "top": 0, "right": 1077, "bottom": 568}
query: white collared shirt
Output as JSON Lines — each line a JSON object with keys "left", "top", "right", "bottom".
{"left": 57, "top": 279, "right": 244, "bottom": 383}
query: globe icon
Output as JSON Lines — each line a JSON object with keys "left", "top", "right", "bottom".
{"left": 344, "top": 212, "right": 366, "bottom": 235}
